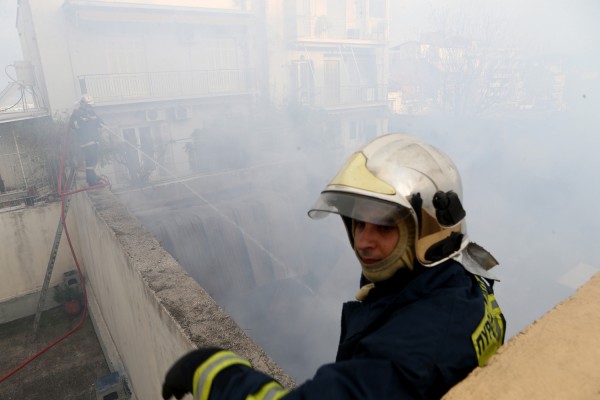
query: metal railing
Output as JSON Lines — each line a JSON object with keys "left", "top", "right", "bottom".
{"left": 0, "top": 130, "right": 56, "bottom": 211}
{"left": 295, "top": 15, "right": 386, "bottom": 41}
{"left": 317, "top": 84, "right": 388, "bottom": 108}
{"left": 79, "top": 68, "right": 252, "bottom": 103}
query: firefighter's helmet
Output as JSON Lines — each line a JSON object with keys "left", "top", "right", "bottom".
{"left": 80, "top": 94, "right": 94, "bottom": 106}
{"left": 309, "top": 133, "right": 477, "bottom": 267}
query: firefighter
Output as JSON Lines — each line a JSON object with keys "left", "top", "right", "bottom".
{"left": 69, "top": 94, "right": 104, "bottom": 186}
{"left": 162, "top": 133, "right": 506, "bottom": 400}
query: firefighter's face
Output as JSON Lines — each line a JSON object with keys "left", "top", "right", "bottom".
{"left": 353, "top": 220, "right": 399, "bottom": 265}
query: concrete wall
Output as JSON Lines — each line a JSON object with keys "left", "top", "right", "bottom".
{"left": 24, "top": 0, "right": 78, "bottom": 113}
{"left": 0, "top": 202, "right": 75, "bottom": 323}
{"left": 444, "top": 270, "right": 600, "bottom": 399}
{"left": 68, "top": 188, "right": 293, "bottom": 399}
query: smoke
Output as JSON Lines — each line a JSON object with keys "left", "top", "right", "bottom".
{"left": 390, "top": 109, "right": 600, "bottom": 338}
{"left": 121, "top": 150, "right": 359, "bottom": 381}
{"left": 2, "top": 0, "right": 599, "bottom": 385}
{"left": 115, "top": 0, "right": 600, "bottom": 383}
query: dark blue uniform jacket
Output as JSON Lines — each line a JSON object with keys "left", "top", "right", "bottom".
{"left": 69, "top": 107, "right": 103, "bottom": 146}
{"left": 206, "top": 260, "right": 506, "bottom": 400}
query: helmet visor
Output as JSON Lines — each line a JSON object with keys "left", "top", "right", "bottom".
{"left": 308, "top": 191, "right": 411, "bottom": 226}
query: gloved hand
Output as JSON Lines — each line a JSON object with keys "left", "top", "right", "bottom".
{"left": 162, "top": 347, "right": 222, "bottom": 399}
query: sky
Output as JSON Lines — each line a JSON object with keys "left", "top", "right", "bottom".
{"left": 1, "top": 0, "right": 600, "bottom": 383}
{"left": 390, "top": 0, "right": 600, "bottom": 62}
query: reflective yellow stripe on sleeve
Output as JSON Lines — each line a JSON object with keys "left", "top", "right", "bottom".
{"left": 192, "top": 351, "right": 252, "bottom": 400}
{"left": 471, "top": 277, "right": 506, "bottom": 366}
{"left": 247, "top": 381, "right": 289, "bottom": 400}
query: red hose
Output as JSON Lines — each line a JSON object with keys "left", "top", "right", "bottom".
{"left": 0, "top": 126, "right": 109, "bottom": 383}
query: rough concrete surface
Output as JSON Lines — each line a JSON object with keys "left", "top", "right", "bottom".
{"left": 0, "top": 305, "right": 110, "bottom": 399}
{"left": 87, "top": 189, "right": 295, "bottom": 389}
{"left": 444, "top": 271, "right": 600, "bottom": 400}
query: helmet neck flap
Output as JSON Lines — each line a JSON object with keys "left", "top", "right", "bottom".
{"left": 351, "top": 218, "right": 416, "bottom": 283}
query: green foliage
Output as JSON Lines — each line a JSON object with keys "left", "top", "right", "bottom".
{"left": 5, "top": 116, "right": 74, "bottom": 197}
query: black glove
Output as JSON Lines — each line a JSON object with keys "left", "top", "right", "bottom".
{"left": 162, "top": 347, "right": 222, "bottom": 399}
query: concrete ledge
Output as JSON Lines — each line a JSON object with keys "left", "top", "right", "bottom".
{"left": 444, "top": 271, "right": 600, "bottom": 399}
{"left": 70, "top": 188, "right": 293, "bottom": 399}
{"left": 0, "top": 288, "right": 58, "bottom": 324}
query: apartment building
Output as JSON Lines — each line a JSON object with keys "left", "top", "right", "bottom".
{"left": 267, "top": 0, "right": 390, "bottom": 149}
{"left": 9, "top": 0, "right": 389, "bottom": 186}
{"left": 13, "top": 0, "right": 259, "bottom": 186}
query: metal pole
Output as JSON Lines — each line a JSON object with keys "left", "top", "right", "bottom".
{"left": 11, "top": 125, "right": 28, "bottom": 189}
{"left": 31, "top": 168, "right": 75, "bottom": 341}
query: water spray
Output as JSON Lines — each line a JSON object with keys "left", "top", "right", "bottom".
{"left": 101, "top": 124, "right": 320, "bottom": 298}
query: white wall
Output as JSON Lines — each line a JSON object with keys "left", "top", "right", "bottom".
{"left": 25, "top": 0, "right": 79, "bottom": 113}
{"left": 0, "top": 202, "right": 77, "bottom": 324}
{"left": 0, "top": 203, "right": 74, "bottom": 303}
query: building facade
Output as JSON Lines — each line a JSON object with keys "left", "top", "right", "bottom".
{"left": 10, "top": 0, "right": 390, "bottom": 187}
{"left": 268, "top": 0, "right": 390, "bottom": 149}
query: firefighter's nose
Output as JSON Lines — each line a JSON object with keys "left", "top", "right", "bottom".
{"left": 354, "top": 223, "right": 376, "bottom": 250}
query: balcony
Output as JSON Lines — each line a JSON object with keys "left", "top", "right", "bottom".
{"left": 295, "top": 15, "right": 386, "bottom": 43}
{"left": 78, "top": 68, "right": 252, "bottom": 104}
{"left": 300, "top": 84, "right": 387, "bottom": 110}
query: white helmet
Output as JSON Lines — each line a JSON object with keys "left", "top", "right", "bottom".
{"left": 80, "top": 94, "right": 94, "bottom": 106}
{"left": 309, "top": 133, "right": 498, "bottom": 277}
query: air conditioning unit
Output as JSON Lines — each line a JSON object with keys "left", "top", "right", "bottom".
{"left": 145, "top": 109, "right": 166, "bottom": 122}
{"left": 173, "top": 106, "right": 190, "bottom": 120}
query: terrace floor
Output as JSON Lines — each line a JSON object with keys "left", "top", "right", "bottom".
{"left": 0, "top": 305, "right": 110, "bottom": 399}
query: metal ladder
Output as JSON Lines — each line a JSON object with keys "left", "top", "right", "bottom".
{"left": 31, "top": 168, "right": 76, "bottom": 340}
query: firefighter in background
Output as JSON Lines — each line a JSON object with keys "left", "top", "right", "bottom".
{"left": 162, "top": 133, "right": 507, "bottom": 400}
{"left": 69, "top": 94, "right": 104, "bottom": 186}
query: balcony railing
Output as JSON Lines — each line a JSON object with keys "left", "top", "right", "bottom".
{"left": 295, "top": 16, "right": 386, "bottom": 42}
{"left": 315, "top": 84, "right": 387, "bottom": 109}
{"left": 79, "top": 69, "right": 251, "bottom": 103}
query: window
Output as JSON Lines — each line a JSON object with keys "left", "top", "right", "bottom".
{"left": 370, "top": 0, "right": 386, "bottom": 18}
{"left": 120, "top": 126, "right": 154, "bottom": 183}
{"left": 292, "top": 60, "right": 315, "bottom": 105}
{"left": 188, "top": 37, "right": 241, "bottom": 92}
{"left": 105, "top": 37, "right": 145, "bottom": 73}
{"left": 190, "top": 38, "right": 238, "bottom": 70}
{"left": 324, "top": 60, "right": 341, "bottom": 106}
